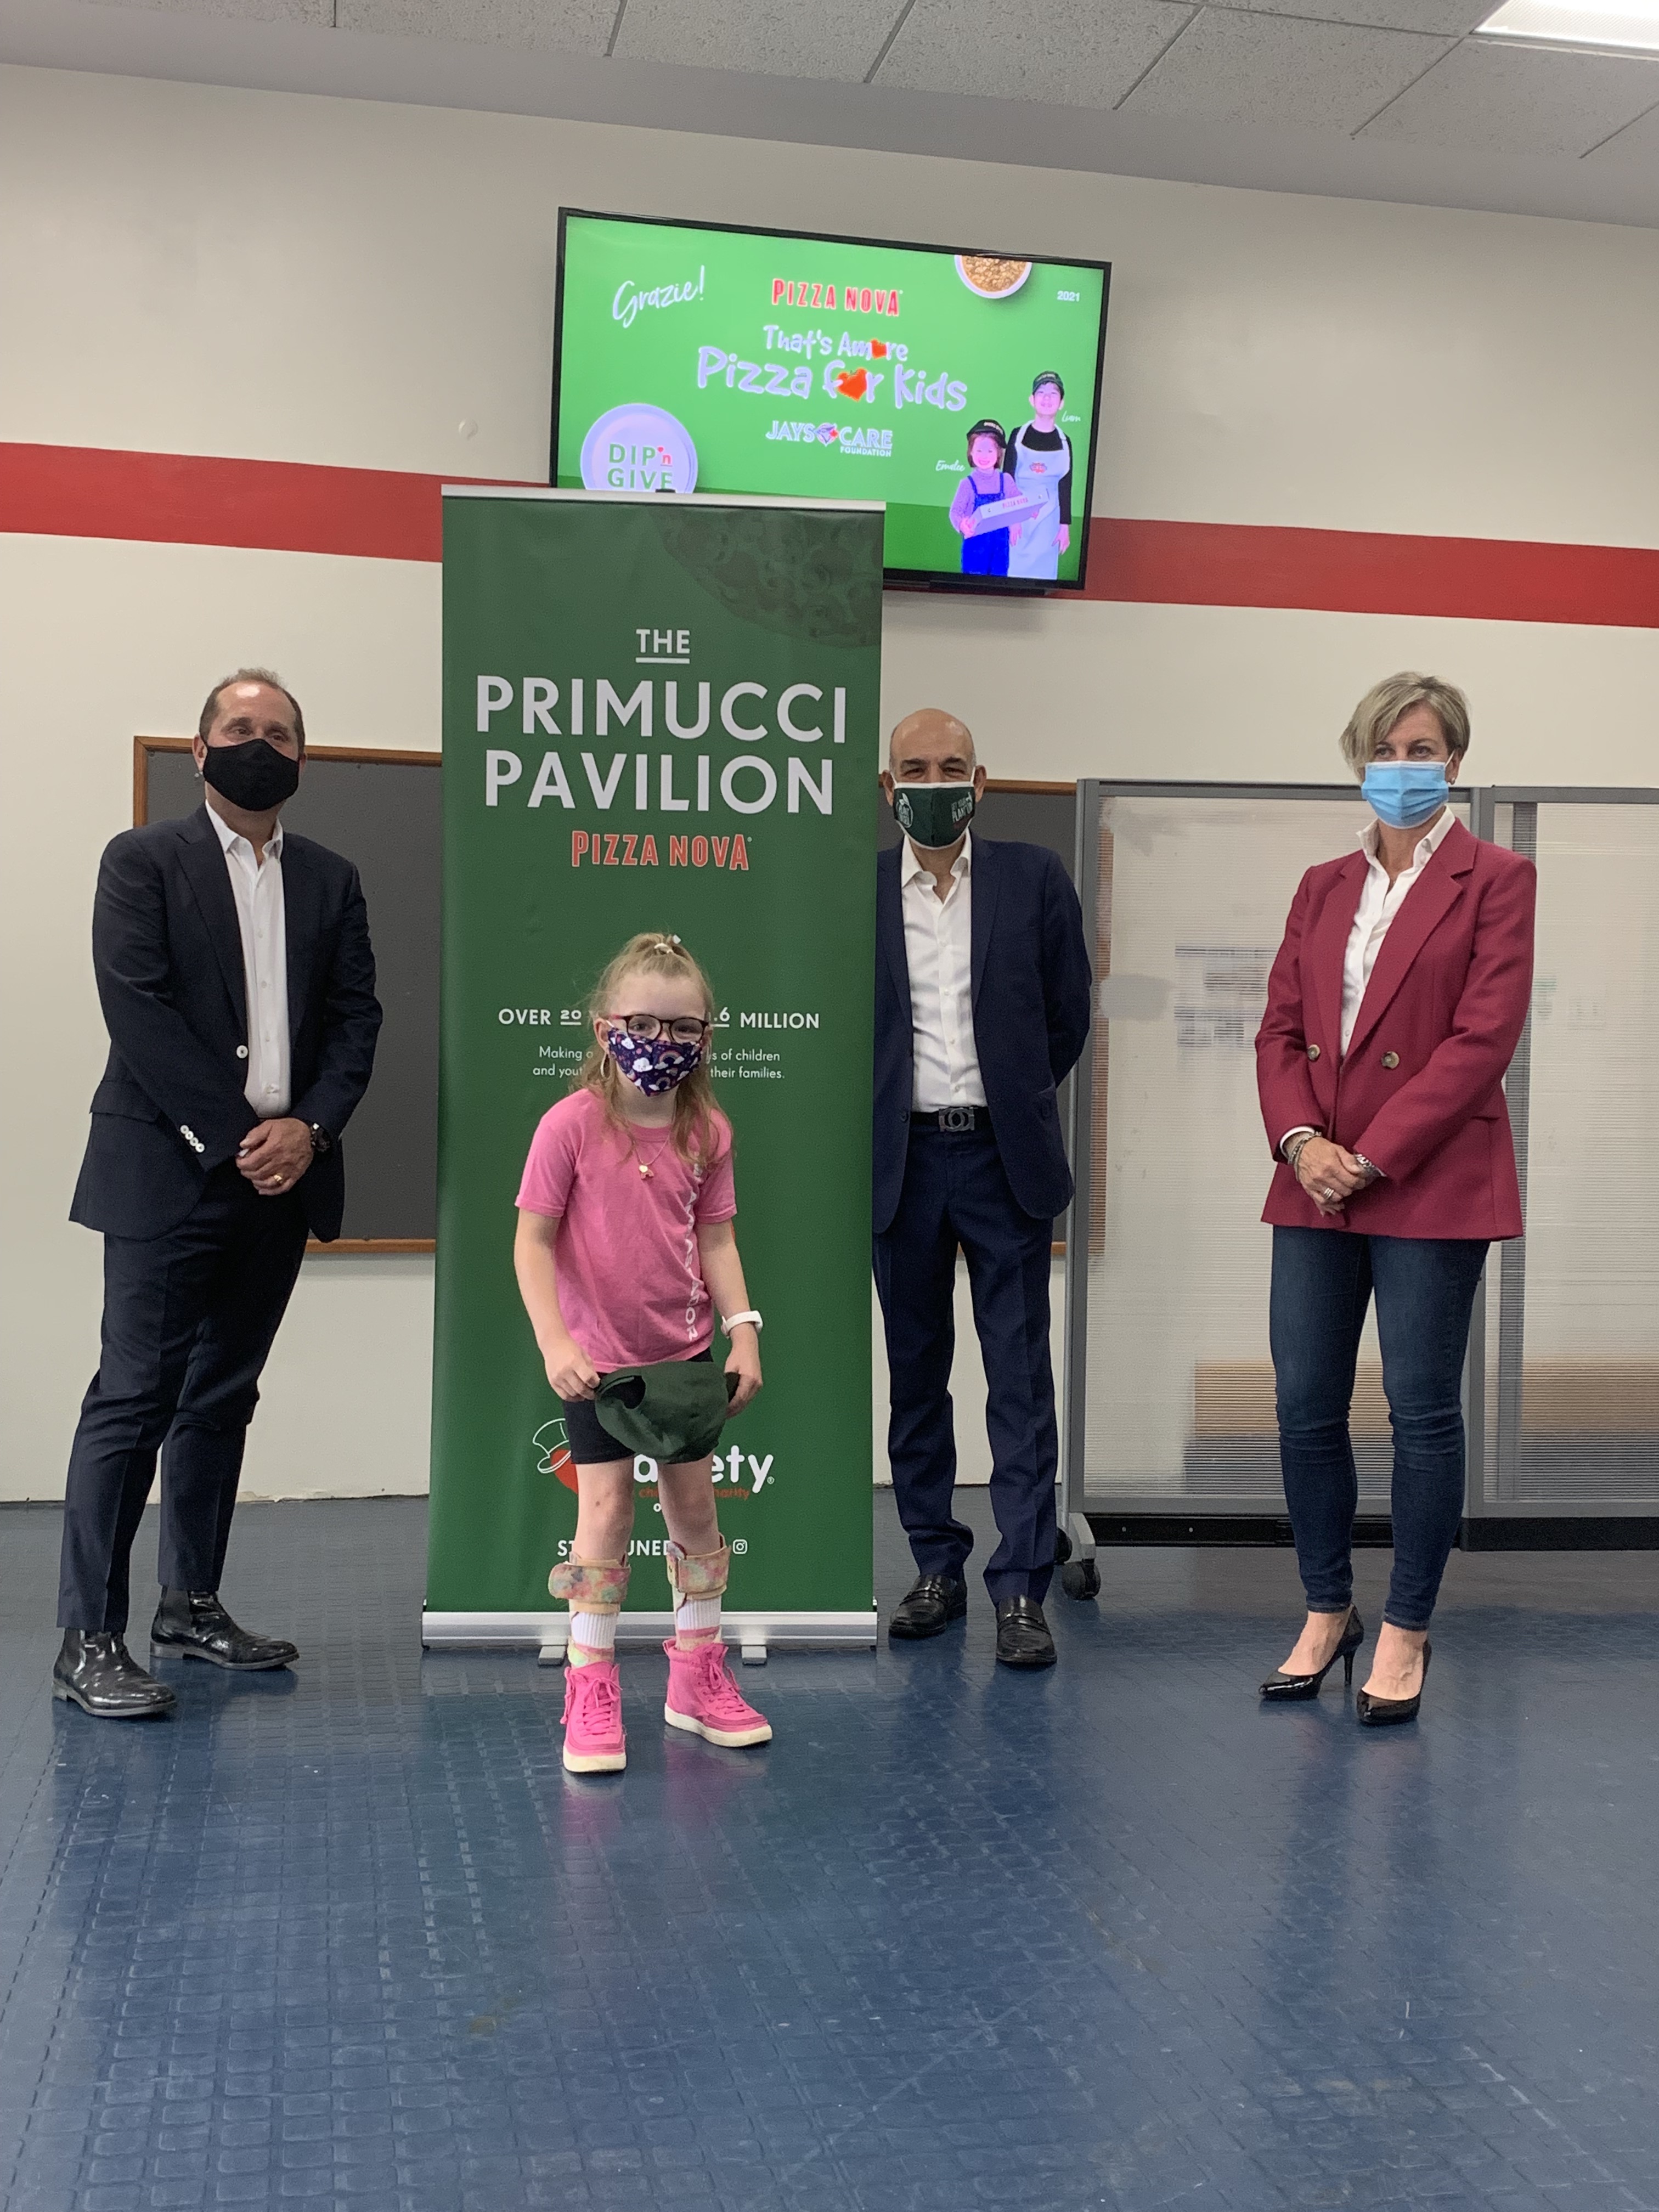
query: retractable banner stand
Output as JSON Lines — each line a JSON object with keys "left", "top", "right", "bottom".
{"left": 424, "top": 489, "right": 883, "bottom": 1654}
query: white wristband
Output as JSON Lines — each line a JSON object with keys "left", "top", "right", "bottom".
{"left": 722, "top": 1310, "right": 763, "bottom": 1334}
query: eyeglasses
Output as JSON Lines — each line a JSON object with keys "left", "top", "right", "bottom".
{"left": 612, "top": 1013, "right": 710, "bottom": 1045}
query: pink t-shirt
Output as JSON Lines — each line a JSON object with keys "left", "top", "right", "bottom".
{"left": 516, "top": 1088, "right": 737, "bottom": 1370}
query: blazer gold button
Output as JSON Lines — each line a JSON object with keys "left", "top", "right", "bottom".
{"left": 1306, "top": 1043, "right": 1321, "bottom": 1061}
{"left": 1381, "top": 1051, "right": 1400, "bottom": 1069}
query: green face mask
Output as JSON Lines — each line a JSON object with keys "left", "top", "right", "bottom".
{"left": 891, "top": 782, "right": 977, "bottom": 849}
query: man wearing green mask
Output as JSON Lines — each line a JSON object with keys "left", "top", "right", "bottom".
{"left": 875, "top": 709, "right": 1092, "bottom": 1668}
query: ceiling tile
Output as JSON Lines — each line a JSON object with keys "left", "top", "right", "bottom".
{"left": 1121, "top": 10, "right": 1452, "bottom": 130}
{"left": 1219, "top": 0, "right": 1494, "bottom": 36}
{"left": 337, "top": 0, "right": 615, "bottom": 52}
{"left": 612, "top": 0, "right": 901, "bottom": 81}
{"left": 1361, "top": 37, "right": 1659, "bottom": 153}
{"left": 876, "top": 0, "right": 1198, "bottom": 109}
{"left": 98, "top": 0, "right": 331, "bottom": 20}
{"left": 1582, "top": 91, "right": 1659, "bottom": 161}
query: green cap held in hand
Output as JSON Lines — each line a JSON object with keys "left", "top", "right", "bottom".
{"left": 593, "top": 1360, "right": 737, "bottom": 1464}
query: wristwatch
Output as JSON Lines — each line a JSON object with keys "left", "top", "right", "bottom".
{"left": 308, "top": 1122, "right": 335, "bottom": 1156}
{"left": 722, "top": 1310, "right": 763, "bottom": 1334}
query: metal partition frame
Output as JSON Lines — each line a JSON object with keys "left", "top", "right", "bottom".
{"left": 1061, "top": 780, "right": 1659, "bottom": 1551}
{"left": 1462, "top": 787, "right": 1659, "bottom": 1544}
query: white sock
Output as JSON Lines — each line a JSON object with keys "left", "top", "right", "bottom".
{"left": 675, "top": 1598, "right": 721, "bottom": 1641}
{"left": 569, "top": 1611, "right": 617, "bottom": 1661}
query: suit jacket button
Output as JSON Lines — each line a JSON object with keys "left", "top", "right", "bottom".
{"left": 236, "top": 1046, "right": 249, "bottom": 1059}
{"left": 1381, "top": 1051, "right": 1400, "bottom": 1069}
{"left": 1306, "top": 1043, "right": 1321, "bottom": 1061}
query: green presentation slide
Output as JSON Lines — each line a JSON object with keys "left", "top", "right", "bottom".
{"left": 554, "top": 213, "right": 1109, "bottom": 586}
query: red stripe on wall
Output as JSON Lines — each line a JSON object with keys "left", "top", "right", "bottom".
{"left": 0, "top": 442, "right": 488, "bottom": 563}
{"left": 1085, "top": 517, "right": 1659, "bottom": 629}
{"left": 5, "top": 443, "right": 1659, "bottom": 629}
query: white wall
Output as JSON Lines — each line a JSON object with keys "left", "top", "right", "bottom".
{"left": 3, "top": 63, "right": 1656, "bottom": 1500}
{"left": 0, "top": 534, "right": 439, "bottom": 1501}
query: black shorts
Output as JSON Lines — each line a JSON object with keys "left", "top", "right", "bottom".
{"left": 560, "top": 1348, "right": 713, "bottom": 1465}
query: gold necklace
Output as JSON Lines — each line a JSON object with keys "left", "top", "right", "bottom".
{"left": 627, "top": 1127, "right": 674, "bottom": 1180}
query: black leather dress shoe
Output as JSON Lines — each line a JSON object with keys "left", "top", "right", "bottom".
{"left": 888, "top": 1574, "right": 968, "bottom": 1640}
{"left": 150, "top": 1589, "right": 298, "bottom": 1671}
{"left": 53, "top": 1631, "right": 177, "bottom": 1719}
{"left": 995, "top": 1595, "right": 1057, "bottom": 1669}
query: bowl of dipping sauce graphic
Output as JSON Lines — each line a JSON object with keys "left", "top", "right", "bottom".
{"left": 954, "top": 255, "right": 1033, "bottom": 300}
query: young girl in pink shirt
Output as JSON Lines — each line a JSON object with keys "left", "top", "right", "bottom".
{"left": 514, "top": 932, "right": 769, "bottom": 1774}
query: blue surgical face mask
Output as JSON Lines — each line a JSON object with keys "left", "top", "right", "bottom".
{"left": 1362, "top": 761, "right": 1449, "bottom": 830}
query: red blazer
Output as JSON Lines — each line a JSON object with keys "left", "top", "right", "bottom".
{"left": 1256, "top": 818, "right": 1536, "bottom": 1241}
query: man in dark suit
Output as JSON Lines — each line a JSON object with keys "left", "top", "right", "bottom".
{"left": 874, "top": 708, "right": 1092, "bottom": 1669}
{"left": 55, "top": 669, "right": 382, "bottom": 1719}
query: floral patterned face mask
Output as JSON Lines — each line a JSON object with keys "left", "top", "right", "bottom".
{"left": 604, "top": 1025, "right": 704, "bottom": 1097}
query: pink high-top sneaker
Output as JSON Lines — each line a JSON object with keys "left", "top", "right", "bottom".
{"left": 561, "top": 1658, "right": 626, "bottom": 1773}
{"left": 662, "top": 1639, "right": 772, "bottom": 1747}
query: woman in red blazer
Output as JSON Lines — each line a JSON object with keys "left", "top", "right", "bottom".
{"left": 1254, "top": 673, "right": 1534, "bottom": 1726}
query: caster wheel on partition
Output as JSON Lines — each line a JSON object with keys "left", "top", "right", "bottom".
{"left": 1060, "top": 1560, "right": 1101, "bottom": 1602}
{"left": 1054, "top": 1528, "right": 1073, "bottom": 1566}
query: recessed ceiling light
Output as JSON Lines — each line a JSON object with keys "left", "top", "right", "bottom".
{"left": 1476, "top": 0, "right": 1659, "bottom": 52}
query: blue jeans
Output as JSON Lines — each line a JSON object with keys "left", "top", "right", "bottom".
{"left": 1269, "top": 1227, "right": 1488, "bottom": 1631}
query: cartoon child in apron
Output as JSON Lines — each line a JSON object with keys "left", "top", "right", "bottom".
{"left": 1006, "top": 371, "right": 1073, "bottom": 582}
{"left": 948, "top": 417, "right": 1020, "bottom": 579}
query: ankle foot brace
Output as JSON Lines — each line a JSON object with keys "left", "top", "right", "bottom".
{"left": 664, "top": 1539, "right": 729, "bottom": 1605}
{"left": 548, "top": 1556, "right": 630, "bottom": 1611}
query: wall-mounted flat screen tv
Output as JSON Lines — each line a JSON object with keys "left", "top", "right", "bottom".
{"left": 552, "top": 211, "right": 1111, "bottom": 593}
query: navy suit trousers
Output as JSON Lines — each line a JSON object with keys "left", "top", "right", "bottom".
{"left": 59, "top": 1163, "right": 309, "bottom": 1633}
{"left": 873, "top": 1122, "right": 1057, "bottom": 1604}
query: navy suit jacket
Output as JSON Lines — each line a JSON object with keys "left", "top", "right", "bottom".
{"left": 71, "top": 805, "right": 382, "bottom": 1242}
{"left": 874, "top": 836, "right": 1093, "bottom": 1232}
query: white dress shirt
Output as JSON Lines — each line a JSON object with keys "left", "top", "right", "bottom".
{"left": 1280, "top": 804, "right": 1455, "bottom": 1157}
{"left": 1339, "top": 804, "right": 1455, "bottom": 1054}
{"left": 901, "top": 832, "right": 986, "bottom": 1111}
{"left": 207, "top": 801, "right": 292, "bottom": 1118}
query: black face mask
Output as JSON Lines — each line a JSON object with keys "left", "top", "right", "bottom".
{"left": 201, "top": 737, "right": 302, "bottom": 813}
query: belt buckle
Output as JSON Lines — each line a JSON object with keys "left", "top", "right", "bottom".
{"left": 940, "top": 1105, "right": 974, "bottom": 1134}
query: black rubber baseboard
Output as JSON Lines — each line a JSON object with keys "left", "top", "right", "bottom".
{"left": 1458, "top": 1515, "right": 1659, "bottom": 1551}
{"left": 1085, "top": 1514, "right": 1394, "bottom": 1548}
{"left": 1085, "top": 1512, "right": 1659, "bottom": 1551}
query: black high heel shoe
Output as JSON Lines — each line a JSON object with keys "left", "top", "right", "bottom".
{"left": 1356, "top": 1639, "right": 1431, "bottom": 1727}
{"left": 1259, "top": 1607, "right": 1364, "bottom": 1701}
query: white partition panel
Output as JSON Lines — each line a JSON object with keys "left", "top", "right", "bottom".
{"left": 1062, "top": 784, "right": 1503, "bottom": 1520}
{"left": 1477, "top": 794, "right": 1659, "bottom": 1511}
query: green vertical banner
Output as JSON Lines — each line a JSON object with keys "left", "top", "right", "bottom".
{"left": 425, "top": 489, "right": 883, "bottom": 1651}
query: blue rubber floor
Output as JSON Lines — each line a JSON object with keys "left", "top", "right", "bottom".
{"left": 1, "top": 1495, "right": 1656, "bottom": 2212}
